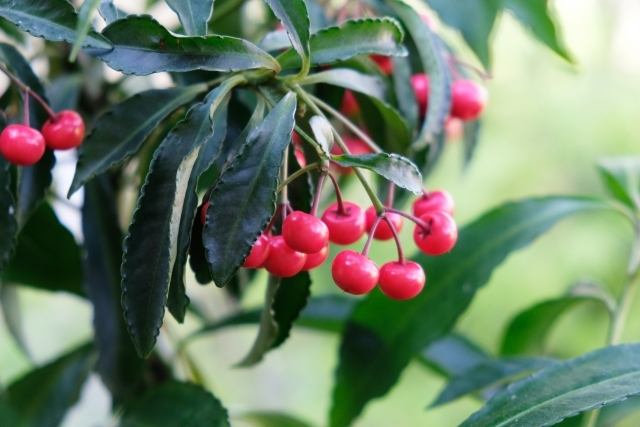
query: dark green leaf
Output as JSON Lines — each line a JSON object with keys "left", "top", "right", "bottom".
{"left": 46, "top": 73, "right": 83, "bottom": 112}
{"left": 287, "top": 142, "right": 313, "bottom": 213}
{"left": 419, "top": 333, "right": 489, "bottom": 377}
{"left": 70, "top": 0, "right": 101, "bottom": 61}
{"left": 121, "top": 92, "right": 223, "bottom": 359}
{"left": 0, "top": 0, "right": 112, "bottom": 49}
{"left": 0, "top": 17, "right": 25, "bottom": 45}
{"left": 2, "top": 203, "right": 83, "bottom": 296}
{"left": 462, "top": 120, "right": 481, "bottom": 168}
{"left": 6, "top": 344, "right": 95, "bottom": 427}
{"left": 300, "top": 68, "right": 386, "bottom": 101}
{"left": 330, "top": 196, "right": 615, "bottom": 427}
{"left": 0, "top": 396, "right": 19, "bottom": 426}
{"left": 597, "top": 157, "right": 640, "bottom": 212}
{"left": 352, "top": 92, "right": 412, "bottom": 154}
{"left": 120, "top": 381, "right": 230, "bottom": 427}
{"left": 277, "top": 18, "right": 407, "bottom": 69}
{"left": 272, "top": 271, "right": 312, "bottom": 348}
{"left": 166, "top": 0, "right": 214, "bottom": 36}
{"left": 69, "top": 85, "right": 206, "bottom": 196}
{"left": 0, "top": 157, "right": 17, "bottom": 271}
{"left": 331, "top": 152, "right": 422, "bottom": 194}
{"left": 431, "top": 356, "right": 557, "bottom": 407}
{"left": 459, "top": 343, "right": 640, "bottom": 427}
{"left": 0, "top": 283, "right": 30, "bottom": 358}
{"left": 391, "top": 55, "right": 418, "bottom": 133}
{"left": 237, "top": 412, "right": 314, "bottom": 427}
{"left": 203, "top": 92, "right": 297, "bottom": 287}
{"left": 98, "top": 0, "right": 125, "bottom": 25}
{"left": 263, "top": 0, "right": 310, "bottom": 70}
{"left": 188, "top": 203, "right": 213, "bottom": 284}
{"left": 500, "top": 282, "right": 613, "bottom": 356}
{"left": 87, "top": 15, "right": 279, "bottom": 75}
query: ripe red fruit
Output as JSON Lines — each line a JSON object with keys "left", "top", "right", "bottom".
{"left": 450, "top": 80, "right": 488, "bottom": 121}
{"left": 263, "top": 236, "right": 307, "bottom": 277}
{"left": 0, "top": 124, "right": 45, "bottom": 166}
{"left": 291, "top": 131, "right": 307, "bottom": 167}
{"left": 200, "top": 201, "right": 210, "bottom": 225}
{"left": 331, "top": 250, "right": 379, "bottom": 295}
{"left": 370, "top": 54, "right": 394, "bottom": 75}
{"left": 302, "top": 245, "right": 329, "bottom": 271}
{"left": 413, "top": 190, "right": 455, "bottom": 217}
{"left": 378, "top": 261, "right": 426, "bottom": 300}
{"left": 41, "top": 110, "right": 85, "bottom": 150}
{"left": 330, "top": 136, "right": 373, "bottom": 175}
{"left": 340, "top": 90, "right": 359, "bottom": 116}
{"left": 410, "top": 74, "right": 430, "bottom": 116}
{"left": 282, "top": 211, "right": 329, "bottom": 254}
{"left": 413, "top": 211, "right": 458, "bottom": 256}
{"left": 321, "top": 201, "right": 366, "bottom": 245}
{"left": 243, "top": 234, "right": 271, "bottom": 268}
{"left": 364, "top": 207, "right": 403, "bottom": 241}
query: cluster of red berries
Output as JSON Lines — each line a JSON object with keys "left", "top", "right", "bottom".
{"left": 0, "top": 108, "right": 85, "bottom": 166}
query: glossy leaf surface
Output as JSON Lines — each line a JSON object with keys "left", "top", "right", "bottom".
{"left": 166, "top": 0, "right": 214, "bottom": 36}
{"left": 264, "top": 0, "right": 310, "bottom": 68}
{"left": 332, "top": 153, "right": 422, "bottom": 194}
{"left": 300, "top": 68, "right": 386, "bottom": 100}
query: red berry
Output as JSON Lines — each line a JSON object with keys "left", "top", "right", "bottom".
{"left": 302, "top": 245, "right": 329, "bottom": 271}
{"left": 321, "top": 201, "right": 366, "bottom": 245}
{"left": 330, "top": 136, "right": 373, "bottom": 175}
{"left": 413, "top": 211, "right": 458, "bottom": 256}
{"left": 200, "top": 201, "right": 210, "bottom": 225}
{"left": 0, "top": 124, "right": 45, "bottom": 166}
{"left": 331, "top": 250, "right": 379, "bottom": 295}
{"left": 282, "top": 211, "right": 329, "bottom": 254}
{"left": 41, "top": 110, "right": 85, "bottom": 150}
{"left": 243, "top": 234, "right": 271, "bottom": 268}
{"left": 292, "top": 131, "right": 302, "bottom": 149}
{"left": 294, "top": 150, "right": 306, "bottom": 167}
{"left": 364, "top": 207, "right": 403, "bottom": 241}
{"left": 450, "top": 80, "right": 488, "bottom": 121}
{"left": 413, "top": 190, "right": 455, "bottom": 217}
{"left": 370, "top": 54, "right": 394, "bottom": 75}
{"left": 263, "top": 236, "right": 307, "bottom": 277}
{"left": 411, "top": 74, "right": 430, "bottom": 116}
{"left": 378, "top": 261, "right": 426, "bottom": 300}
{"left": 340, "top": 90, "right": 359, "bottom": 116}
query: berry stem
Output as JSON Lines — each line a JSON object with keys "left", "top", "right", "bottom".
{"left": 276, "top": 161, "right": 320, "bottom": 194}
{"left": 0, "top": 62, "right": 56, "bottom": 120}
{"left": 22, "top": 92, "right": 29, "bottom": 127}
{"left": 327, "top": 171, "right": 346, "bottom": 215}
{"left": 265, "top": 204, "right": 284, "bottom": 235}
{"left": 385, "top": 207, "right": 432, "bottom": 233}
{"left": 361, "top": 214, "right": 382, "bottom": 258}
{"left": 311, "top": 172, "right": 326, "bottom": 217}
{"left": 384, "top": 216, "right": 405, "bottom": 265}
{"left": 386, "top": 183, "right": 395, "bottom": 208}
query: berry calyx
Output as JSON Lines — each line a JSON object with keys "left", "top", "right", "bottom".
{"left": 41, "top": 110, "right": 85, "bottom": 150}
{"left": 340, "top": 90, "right": 359, "bottom": 117}
{"left": 331, "top": 250, "right": 379, "bottom": 295}
{"left": 321, "top": 201, "right": 366, "bottom": 245}
{"left": 365, "top": 207, "right": 403, "bottom": 241}
{"left": 413, "top": 190, "right": 455, "bottom": 217}
{"left": 302, "top": 245, "right": 329, "bottom": 271}
{"left": 411, "top": 74, "right": 430, "bottom": 116}
{"left": 282, "top": 211, "right": 329, "bottom": 254}
{"left": 0, "top": 124, "right": 45, "bottom": 166}
{"left": 413, "top": 211, "right": 458, "bottom": 256}
{"left": 450, "top": 80, "right": 488, "bottom": 121}
{"left": 378, "top": 261, "right": 426, "bottom": 300}
{"left": 243, "top": 234, "right": 271, "bottom": 269}
{"left": 330, "top": 136, "right": 373, "bottom": 175}
{"left": 370, "top": 54, "right": 394, "bottom": 75}
{"left": 263, "top": 236, "right": 307, "bottom": 277}
{"left": 200, "top": 201, "right": 210, "bottom": 225}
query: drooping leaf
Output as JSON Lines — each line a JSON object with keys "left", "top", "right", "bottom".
{"left": 331, "top": 152, "right": 422, "bottom": 194}
{"left": 597, "top": 157, "right": 640, "bottom": 212}
{"left": 419, "top": 333, "right": 489, "bottom": 378}
{"left": 352, "top": 92, "right": 412, "bottom": 154}
{"left": 98, "top": 0, "right": 125, "bottom": 24}
{"left": 263, "top": 0, "right": 310, "bottom": 71}
{"left": 0, "top": 283, "right": 30, "bottom": 358}
{"left": 86, "top": 15, "right": 279, "bottom": 75}
{"left": 188, "top": 203, "right": 213, "bottom": 284}
{"left": 5, "top": 344, "right": 95, "bottom": 427}
{"left": 500, "top": 282, "right": 614, "bottom": 356}
{"left": 431, "top": 356, "right": 557, "bottom": 407}
{"left": 166, "top": 0, "right": 214, "bottom": 36}
{"left": 462, "top": 119, "right": 481, "bottom": 168}
{"left": 121, "top": 92, "right": 223, "bottom": 358}
{"left": 0, "top": 157, "right": 17, "bottom": 271}
{"left": 83, "top": 176, "right": 144, "bottom": 405}
{"left": 277, "top": 18, "right": 407, "bottom": 69}
{"left": 309, "top": 115, "right": 334, "bottom": 155}
{"left": 120, "top": 381, "right": 231, "bottom": 427}
{"left": 300, "top": 68, "right": 386, "bottom": 101}
{"left": 203, "top": 92, "right": 297, "bottom": 287}
{"left": 271, "top": 271, "right": 312, "bottom": 348}
{"left": 69, "top": 85, "right": 206, "bottom": 196}
{"left": 1, "top": 203, "right": 84, "bottom": 296}
{"left": 330, "top": 196, "right": 616, "bottom": 427}
{"left": 391, "top": 55, "right": 418, "bottom": 133}
{"left": 459, "top": 344, "right": 640, "bottom": 427}
{"left": 70, "top": 0, "right": 101, "bottom": 61}
{"left": 237, "top": 412, "right": 314, "bottom": 427}
{"left": 257, "top": 30, "right": 291, "bottom": 52}
{"left": 0, "top": 0, "right": 112, "bottom": 49}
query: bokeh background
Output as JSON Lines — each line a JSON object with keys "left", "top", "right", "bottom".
{"left": 1, "top": 0, "right": 639, "bottom": 425}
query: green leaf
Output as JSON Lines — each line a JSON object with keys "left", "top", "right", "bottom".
{"left": 83, "top": 176, "right": 144, "bottom": 405}
{"left": 419, "top": 334, "right": 489, "bottom": 377}
{"left": 46, "top": 73, "right": 83, "bottom": 112}
{"left": 0, "top": 396, "right": 19, "bottom": 426}
{"left": 352, "top": 92, "right": 412, "bottom": 154}
{"left": 5, "top": 344, "right": 95, "bottom": 427}
{"left": 203, "top": 92, "right": 297, "bottom": 287}
{"left": 168, "top": 86, "right": 231, "bottom": 323}
{"left": 431, "top": 356, "right": 557, "bottom": 407}
{"left": 286, "top": 142, "right": 313, "bottom": 213}
{"left": 309, "top": 115, "right": 334, "bottom": 155}
{"left": 462, "top": 120, "right": 481, "bottom": 168}
{"left": 237, "top": 412, "right": 314, "bottom": 427}
{"left": 0, "top": 0, "right": 112, "bottom": 49}
{"left": 425, "top": 0, "right": 498, "bottom": 69}
{"left": 330, "top": 196, "right": 615, "bottom": 427}
{"left": 166, "top": 0, "right": 214, "bottom": 36}
{"left": 120, "top": 381, "right": 231, "bottom": 427}
{"left": 597, "top": 157, "right": 640, "bottom": 212}
{"left": 277, "top": 18, "right": 407, "bottom": 69}
{"left": 69, "top": 85, "right": 206, "bottom": 196}
{"left": 272, "top": 271, "right": 312, "bottom": 348}
{"left": 0, "top": 17, "right": 26, "bottom": 45}
{"left": 391, "top": 55, "right": 418, "bottom": 133}
{"left": 98, "top": 0, "right": 125, "bottom": 25}
{"left": 0, "top": 283, "right": 30, "bottom": 358}
{"left": 500, "top": 0, "right": 573, "bottom": 62}
{"left": 500, "top": 282, "right": 614, "bottom": 356}
{"left": 299, "top": 68, "right": 386, "bottom": 101}
{"left": 0, "top": 157, "right": 17, "bottom": 271}
{"left": 70, "top": 0, "right": 101, "bottom": 61}
{"left": 257, "top": 29, "right": 291, "bottom": 52}
{"left": 263, "top": 0, "right": 310, "bottom": 71}
{"left": 331, "top": 152, "right": 422, "bottom": 194}
{"left": 86, "top": 15, "right": 279, "bottom": 75}
{"left": 459, "top": 343, "right": 640, "bottom": 427}
{"left": 121, "top": 94, "right": 221, "bottom": 359}
{"left": 2, "top": 203, "right": 84, "bottom": 296}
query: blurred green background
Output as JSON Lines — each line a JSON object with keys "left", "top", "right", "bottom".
{"left": 1, "top": 0, "right": 639, "bottom": 425}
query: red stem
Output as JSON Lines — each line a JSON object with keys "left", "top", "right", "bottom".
{"left": 265, "top": 204, "right": 284, "bottom": 235}
{"left": 361, "top": 214, "right": 382, "bottom": 258}
{"left": 0, "top": 63, "right": 56, "bottom": 120}
{"left": 385, "top": 207, "right": 432, "bottom": 233}
{"left": 327, "top": 171, "right": 346, "bottom": 215}
{"left": 386, "top": 183, "right": 395, "bottom": 208}
{"left": 22, "top": 92, "right": 29, "bottom": 127}
{"left": 384, "top": 216, "right": 405, "bottom": 265}
{"left": 311, "top": 173, "right": 326, "bottom": 217}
